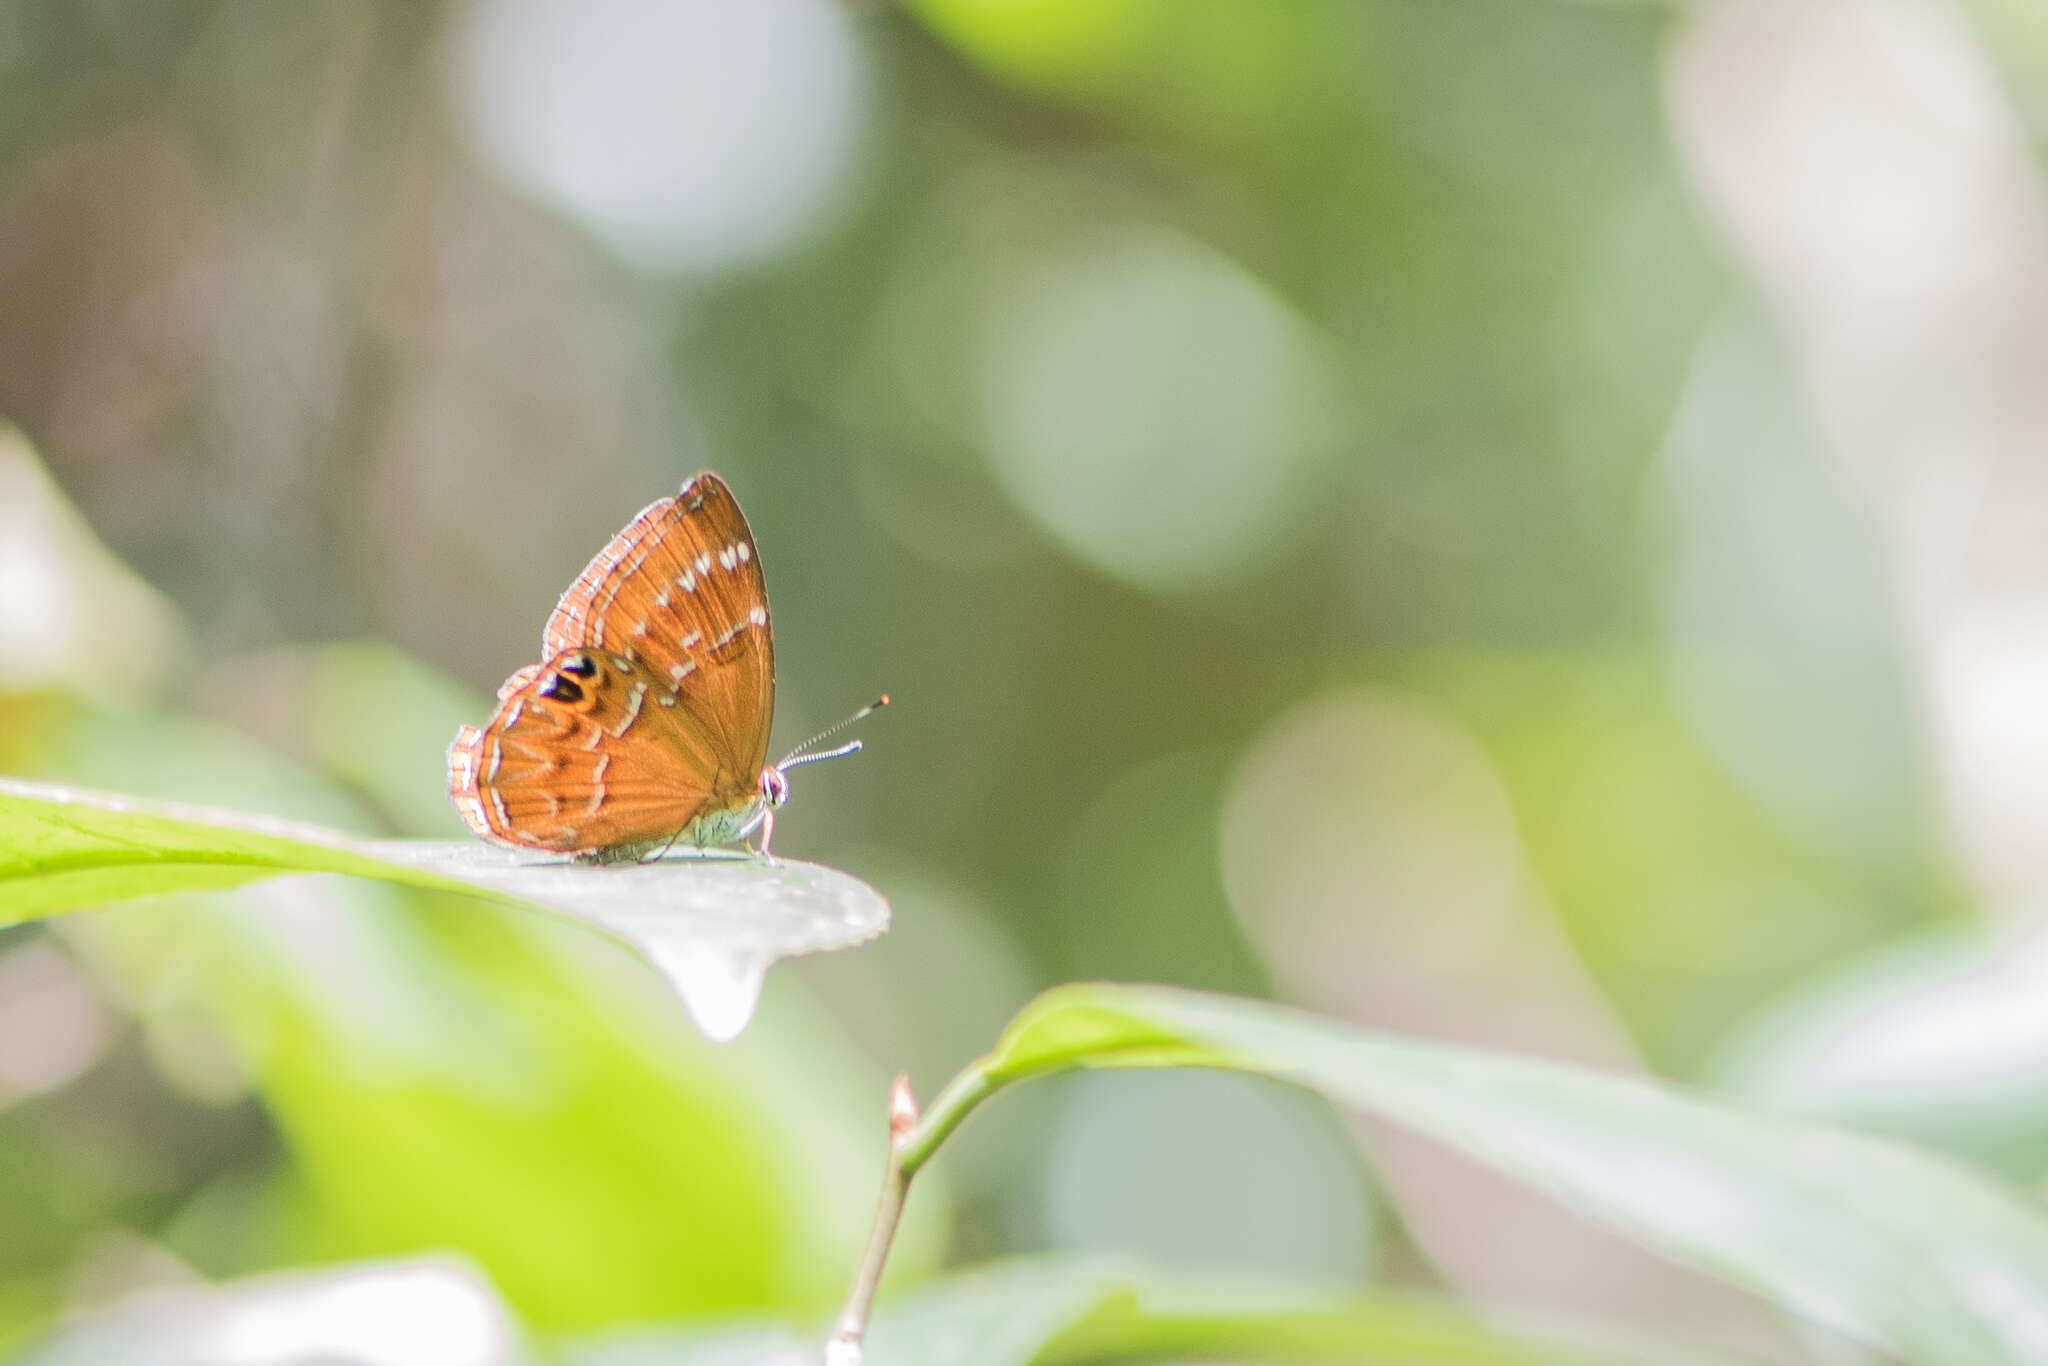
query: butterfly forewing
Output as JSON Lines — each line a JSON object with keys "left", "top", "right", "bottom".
{"left": 449, "top": 472, "right": 778, "bottom": 856}
{"left": 542, "top": 473, "right": 774, "bottom": 782}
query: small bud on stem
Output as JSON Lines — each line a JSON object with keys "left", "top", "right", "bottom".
{"left": 888, "top": 1073, "right": 918, "bottom": 1143}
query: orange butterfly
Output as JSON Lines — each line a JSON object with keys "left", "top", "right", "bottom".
{"left": 448, "top": 472, "right": 880, "bottom": 860}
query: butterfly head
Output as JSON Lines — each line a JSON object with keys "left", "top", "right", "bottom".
{"left": 765, "top": 695, "right": 891, "bottom": 808}
{"left": 748, "top": 695, "right": 884, "bottom": 856}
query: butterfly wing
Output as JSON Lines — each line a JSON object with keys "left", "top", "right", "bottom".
{"left": 540, "top": 472, "right": 775, "bottom": 785}
{"left": 449, "top": 647, "right": 761, "bottom": 854}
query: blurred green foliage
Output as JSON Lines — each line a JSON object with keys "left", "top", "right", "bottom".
{"left": 1, "top": 0, "right": 2038, "bottom": 1360}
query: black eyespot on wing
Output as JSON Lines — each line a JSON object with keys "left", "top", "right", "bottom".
{"left": 560, "top": 653, "right": 598, "bottom": 678}
{"left": 540, "top": 674, "right": 586, "bottom": 704}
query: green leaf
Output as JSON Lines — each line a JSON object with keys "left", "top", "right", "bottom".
{"left": 1709, "top": 925, "right": 2048, "bottom": 1180}
{"left": 235, "top": 912, "right": 941, "bottom": 1329}
{"left": 869, "top": 1258, "right": 1744, "bottom": 1366}
{"left": 566, "top": 1257, "right": 1742, "bottom": 1366}
{"left": 0, "top": 778, "right": 888, "bottom": 1040}
{"left": 941, "top": 984, "right": 2048, "bottom": 1365}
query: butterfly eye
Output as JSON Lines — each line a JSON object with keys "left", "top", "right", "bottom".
{"left": 539, "top": 673, "right": 586, "bottom": 704}
{"left": 559, "top": 653, "right": 598, "bottom": 678}
{"left": 760, "top": 767, "right": 789, "bottom": 807}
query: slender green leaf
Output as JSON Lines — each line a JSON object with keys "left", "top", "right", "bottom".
{"left": 870, "top": 1259, "right": 1747, "bottom": 1366}
{"left": 565, "top": 1258, "right": 1745, "bottom": 1366}
{"left": 944, "top": 984, "right": 2048, "bottom": 1366}
{"left": 1711, "top": 925, "right": 2048, "bottom": 1179}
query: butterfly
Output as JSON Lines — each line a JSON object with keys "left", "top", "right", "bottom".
{"left": 448, "top": 472, "right": 881, "bottom": 861}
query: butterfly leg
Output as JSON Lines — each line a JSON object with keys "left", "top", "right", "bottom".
{"left": 638, "top": 826, "right": 687, "bottom": 865}
{"left": 751, "top": 804, "right": 776, "bottom": 860}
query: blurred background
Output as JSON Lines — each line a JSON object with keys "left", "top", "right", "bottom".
{"left": 2, "top": 0, "right": 2046, "bottom": 1359}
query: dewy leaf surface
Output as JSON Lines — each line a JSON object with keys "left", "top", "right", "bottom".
{"left": 967, "top": 984, "right": 2048, "bottom": 1366}
{"left": 0, "top": 777, "right": 888, "bottom": 1040}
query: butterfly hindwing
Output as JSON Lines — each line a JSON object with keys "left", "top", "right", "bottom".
{"left": 450, "top": 647, "right": 758, "bottom": 854}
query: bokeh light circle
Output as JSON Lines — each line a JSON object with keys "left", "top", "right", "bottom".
{"left": 975, "top": 226, "right": 1326, "bottom": 593}
{"left": 453, "top": 0, "right": 865, "bottom": 275}
{"left": 1220, "top": 687, "right": 1525, "bottom": 1005}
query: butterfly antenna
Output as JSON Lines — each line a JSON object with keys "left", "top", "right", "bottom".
{"left": 779, "top": 694, "right": 890, "bottom": 768}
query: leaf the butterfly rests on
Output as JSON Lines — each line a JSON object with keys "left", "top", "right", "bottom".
{"left": 449, "top": 473, "right": 783, "bottom": 860}
{"left": 0, "top": 776, "right": 891, "bottom": 1040}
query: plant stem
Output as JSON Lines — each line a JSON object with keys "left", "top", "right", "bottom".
{"left": 822, "top": 1058, "right": 1014, "bottom": 1364}
{"left": 824, "top": 1074, "right": 921, "bottom": 1366}
{"left": 898, "top": 1064, "right": 998, "bottom": 1176}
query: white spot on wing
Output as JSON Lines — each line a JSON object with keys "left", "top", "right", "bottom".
{"left": 747, "top": 605, "right": 766, "bottom": 626}
{"left": 736, "top": 541, "right": 751, "bottom": 563}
